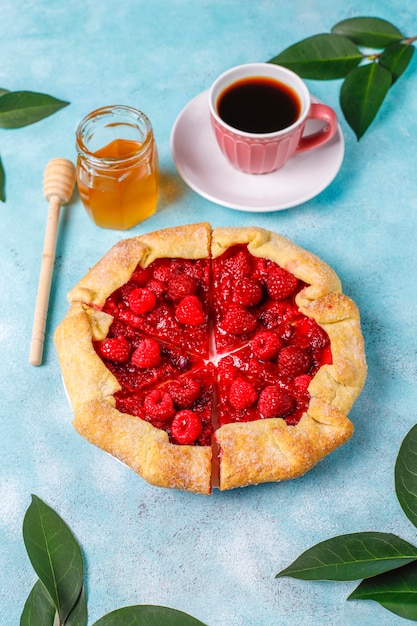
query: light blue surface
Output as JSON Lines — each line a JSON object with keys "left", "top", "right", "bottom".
{"left": 1, "top": 1, "right": 417, "bottom": 624}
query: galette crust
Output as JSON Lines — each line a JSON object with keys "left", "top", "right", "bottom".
{"left": 55, "top": 223, "right": 366, "bottom": 494}
{"left": 73, "top": 399, "right": 212, "bottom": 495}
{"left": 215, "top": 398, "right": 354, "bottom": 490}
{"left": 211, "top": 226, "right": 342, "bottom": 300}
{"left": 67, "top": 222, "right": 211, "bottom": 307}
{"left": 54, "top": 302, "right": 120, "bottom": 411}
{"left": 299, "top": 292, "right": 366, "bottom": 414}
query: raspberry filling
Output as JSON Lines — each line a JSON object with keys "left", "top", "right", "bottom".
{"left": 212, "top": 244, "right": 308, "bottom": 352}
{"left": 94, "top": 246, "right": 332, "bottom": 445}
{"left": 114, "top": 364, "right": 216, "bottom": 447}
{"left": 217, "top": 321, "right": 331, "bottom": 427}
{"left": 101, "top": 257, "right": 210, "bottom": 357}
{"left": 96, "top": 322, "right": 206, "bottom": 393}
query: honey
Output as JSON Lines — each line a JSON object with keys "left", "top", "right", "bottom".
{"left": 76, "top": 106, "right": 159, "bottom": 230}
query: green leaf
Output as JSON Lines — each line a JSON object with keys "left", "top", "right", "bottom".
{"left": 92, "top": 605, "right": 208, "bottom": 626}
{"left": 395, "top": 424, "right": 417, "bottom": 529}
{"left": 332, "top": 17, "right": 404, "bottom": 48}
{"left": 20, "top": 579, "right": 56, "bottom": 626}
{"left": 340, "top": 62, "right": 392, "bottom": 139}
{"left": 0, "top": 91, "right": 69, "bottom": 128}
{"left": 348, "top": 560, "right": 417, "bottom": 620}
{"left": 269, "top": 33, "right": 362, "bottom": 79}
{"left": 22, "top": 495, "right": 84, "bottom": 624}
{"left": 0, "top": 157, "right": 5, "bottom": 202}
{"left": 380, "top": 43, "right": 415, "bottom": 83}
{"left": 65, "top": 585, "right": 88, "bottom": 626}
{"left": 276, "top": 532, "right": 417, "bottom": 581}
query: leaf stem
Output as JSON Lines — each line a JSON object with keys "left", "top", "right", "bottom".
{"left": 361, "top": 34, "right": 417, "bottom": 63}
{"left": 403, "top": 35, "right": 417, "bottom": 45}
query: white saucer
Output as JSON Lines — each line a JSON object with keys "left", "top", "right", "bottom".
{"left": 170, "top": 90, "right": 344, "bottom": 212}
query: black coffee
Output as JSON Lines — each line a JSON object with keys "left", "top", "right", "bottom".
{"left": 217, "top": 76, "right": 301, "bottom": 134}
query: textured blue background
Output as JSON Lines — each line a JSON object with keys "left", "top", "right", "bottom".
{"left": 1, "top": 1, "right": 416, "bottom": 624}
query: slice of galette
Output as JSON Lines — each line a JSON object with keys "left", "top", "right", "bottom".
{"left": 211, "top": 226, "right": 366, "bottom": 490}
{"left": 54, "top": 223, "right": 367, "bottom": 494}
{"left": 55, "top": 223, "right": 215, "bottom": 495}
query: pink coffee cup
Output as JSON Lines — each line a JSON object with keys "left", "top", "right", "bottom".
{"left": 208, "top": 63, "right": 338, "bottom": 174}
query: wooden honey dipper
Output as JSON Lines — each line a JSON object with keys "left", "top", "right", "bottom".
{"left": 29, "top": 158, "right": 76, "bottom": 366}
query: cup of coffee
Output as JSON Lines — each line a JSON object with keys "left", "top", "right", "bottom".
{"left": 208, "top": 63, "right": 338, "bottom": 174}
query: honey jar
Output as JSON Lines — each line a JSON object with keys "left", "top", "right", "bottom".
{"left": 76, "top": 105, "right": 159, "bottom": 230}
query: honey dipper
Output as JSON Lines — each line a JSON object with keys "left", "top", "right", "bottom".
{"left": 29, "top": 158, "right": 76, "bottom": 366}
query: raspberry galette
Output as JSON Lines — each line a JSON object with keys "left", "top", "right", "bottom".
{"left": 54, "top": 223, "right": 366, "bottom": 494}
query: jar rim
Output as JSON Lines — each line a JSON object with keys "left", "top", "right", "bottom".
{"left": 75, "top": 105, "right": 154, "bottom": 166}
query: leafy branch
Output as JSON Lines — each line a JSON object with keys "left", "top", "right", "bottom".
{"left": 21, "top": 495, "right": 207, "bottom": 626}
{"left": 276, "top": 423, "right": 417, "bottom": 621}
{"left": 0, "top": 90, "right": 68, "bottom": 202}
{"left": 269, "top": 17, "right": 416, "bottom": 139}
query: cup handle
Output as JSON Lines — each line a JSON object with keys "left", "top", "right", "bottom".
{"left": 295, "top": 103, "right": 338, "bottom": 153}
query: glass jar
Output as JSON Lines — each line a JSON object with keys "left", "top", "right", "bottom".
{"left": 76, "top": 105, "right": 159, "bottom": 230}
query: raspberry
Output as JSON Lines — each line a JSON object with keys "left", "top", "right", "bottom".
{"left": 294, "top": 317, "right": 329, "bottom": 351}
{"left": 221, "top": 303, "right": 257, "bottom": 335}
{"left": 131, "top": 338, "right": 162, "bottom": 368}
{"left": 116, "top": 394, "right": 142, "bottom": 416}
{"left": 175, "top": 295, "right": 206, "bottom": 326}
{"left": 257, "top": 385, "right": 294, "bottom": 418}
{"left": 167, "top": 377, "right": 201, "bottom": 409}
{"left": 258, "top": 301, "right": 288, "bottom": 329}
{"left": 266, "top": 267, "right": 299, "bottom": 301}
{"left": 232, "top": 277, "right": 263, "bottom": 307}
{"left": 277, "top": 322, "right": 294, "bottom": 342}
{"left": 119, "top": 282, "right": 138, "bottom": 306}
{"left": 293, "top": 374, "right": 312, "bottom": 401}
{"left": 170, "top": 259, "right": 196, "bottom": 275}
{"left": 251, "top": 331, "right": 283, "bottom": 361}
{"left": 278, "top": 345, "right": 312, "bottom": 378}
{"left": 102, "top": 298, "right": 119, "bottom": 318}
{"left": 229, "top": 378, "right": 258, "bottom": 409}
{"left": 294, "top": 318, "right": 332, "bottom": 367}
{"left": 146, "top": 279, "right": 167, "bottom": 298}
{"left": 171, "top": 410, "right": 202, "bottom": 444}
{"left": 283, "top": 304, "right": 302, "bottom": 323}
{"left": 152, "top": 261, "right": 172, "bottom": 283}
{"left": 167, "top": 274, "right": 197, "bottom": 301}
{"left": 217, "top": 356, "right": 236, "bottom": 383}
{"left": 128, "top": 287, "right": 157, "bottom": 314}
{"left": 144, "top": 389, "right": 175, "bottom": 421}
{"left": 97, "top": 335, "right": 130, "bottom": 363}
{"left": 252, "top": 255, "right": 270, "bottom": 277}
{"left": 168, "top": 352, "right": 192, "bottom": 373}
{"left": 224, "top": 249, "right": 252, "bottom": 277}
{"left": 130, "top": 265, "right": 152, "bottom": 286}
